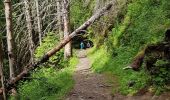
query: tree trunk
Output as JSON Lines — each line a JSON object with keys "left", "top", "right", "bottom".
{"left": 94, "top": 0, "right": 100, "bottom": 13}
{"left": 57, "top": 0, "right": 63, "bottom": 40}
{"left": 35, "top": 0, "right": 42, "bottom": 45}
{"left": 0, "top": 3, "right": 113, "bottom": 93}
{"left": 63, "top": 0, "right": 72, "bottom": 59}
{"left": 0, "top": 40, "right": 6, "bottom": 100}
{"left": 4, "top": 0, "right": 15, "bottom": 79}
{"left": 94, "top": 0, "right": 105, "bottom": 13}
{"left": 24, "top": 0, "right": 34, "bottom": 64}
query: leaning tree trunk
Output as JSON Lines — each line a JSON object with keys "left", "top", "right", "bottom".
{"left": 94, "top": 0, "right": 100, "bottom": 13}
{"left": 63, "top": 0, "right": 72, "bottom": 59}
{"left": 57, "top": 0, "right": 63, "bottom": 40}
{"left": 0, "top": 40, "right": 6, "bottom": 100}
{"left": 4, "top": 0, "right": 15, "bottom": 79}
{"left": 24, "top": 0, "right": 34, "bottom": 64}
{"left": 94, "top": 0, "right": 105, "bottom": 13}
{"left": 35, "top": 0, "right": 42, "bottom": 45}
{"left": 0, "top": 3, "right": 113, "bottom": 93}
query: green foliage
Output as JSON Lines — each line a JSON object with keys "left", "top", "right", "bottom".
{"left": 34, "top": 32, "right": 59, "bottom": 59}
{"left": 16, "top": 56, "right": 78, "bottom": 100}
{"left": 17, "top": 32, "right": 79, "bottom": 100}
{"left": 151, "top": 59, "right": 170, "bottom": 94}
{"left": 89, "top": 47, "right": 148, "bottom": 95}
{"left": 88, "top": 46, "right": 110, "bottom": 73}
{"left": 119, "top": 0, "right": 170, "bottom": 46}
{"left": 120, "top": 0, "right": 170, "bottom": 93}
{"left": 70, "top": 0, "right": 94, "bottom": 29}
{"left": 89, "top": 0, "right": 170, "bottom": 95}
{"left": 17, "top": 56, "right": 78, "bottom": 100}
{"left": 35, "top": 32, "right": 66, "bottom": 69}
{"left": 88, "top": 0, "right": 129, "bottom": 46}
{"left": 112, "top": 15, "right": 131, "bottom": 46}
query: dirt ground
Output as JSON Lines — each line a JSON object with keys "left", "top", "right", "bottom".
{"left": 66, "top": 50, "right": 170, "bottom": 100}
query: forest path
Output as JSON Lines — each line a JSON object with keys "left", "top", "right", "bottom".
{"left": 65, "top": 50, "right": 170, "bottom": 100}
{"left": 66, "top": 50, "right": 113, "bottom": 100}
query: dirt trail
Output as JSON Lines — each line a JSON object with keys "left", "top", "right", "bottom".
{"left": 66, "top": 50, "right": 170, "bottom": 100}
{"left": 66, "top": 50, "right": 113, "bottom": 100}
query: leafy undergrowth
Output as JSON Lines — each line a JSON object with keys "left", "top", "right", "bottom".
{"left": 88, "top": 47, "right": 148, "bottom": 95}
{"left": 17, "top": 57, "right": 78, "bottom": 100}
{"left": 35, "top": 32, "right": 67, "bottom": 69}
{"left": 14, "top": 32, "right": 79, "bottom": 100}
{"left": 88, "top": 0, "right": 170, "bottom": 95}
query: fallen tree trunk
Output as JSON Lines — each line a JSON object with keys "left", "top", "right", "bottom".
{"left": 0, "top": 3, "right": 113, "bottom": 93}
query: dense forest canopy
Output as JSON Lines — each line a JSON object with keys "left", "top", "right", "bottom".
{"left": 0, "top": 0, "right": 170, "bottom": 99}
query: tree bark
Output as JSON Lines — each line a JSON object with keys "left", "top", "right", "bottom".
{"left": 63, "top": 0, "right": 72, "bottom": 59}
{"left": 0, "top": 3, "right": 113, "bottom": 93}
{"left": 0, "top": 40, "right": 6, "bottom": 100}
{"left": 94, "top": 0, "right": 100, "bottom": 13}
{"left": 35, "top": 0, "right": 42, "bottom": 45}
{"left": 94, "top": 0, "right": 106, "bottom": 14}
{"left": 4, "top": 0, "right": 15, "bottom": 79}
{"left": 24, "top": 0, "right": 34, "bottom": 64}
{"left": 57, "top": 0, "right": 63, "bottom": 40}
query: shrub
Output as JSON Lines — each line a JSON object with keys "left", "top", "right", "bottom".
{"left": 35, "top": 32, "right": 67, "bottom": 69}
{"left": 17, "top": 32, "right": 79, "bottom": 100}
